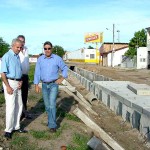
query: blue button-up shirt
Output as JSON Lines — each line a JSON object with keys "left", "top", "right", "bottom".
{"left": 34, "top": 54, "right": 68, "bottom": 84}
{"left": 1, "top": 50, "right": 22, "bottom": 79}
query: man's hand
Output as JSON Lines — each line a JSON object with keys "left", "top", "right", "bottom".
{"left": 55, "top": 77, "right": 64, "bottom": 84}
{"left": 18, "top": 81, "right": 23, "bottom": 89}
{"left": 35, "top": 85, "right": 41, "bottom": 93}
{"left": 6, "top": 86, "right": 14, "bottom": 95}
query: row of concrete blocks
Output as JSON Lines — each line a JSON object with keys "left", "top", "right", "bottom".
{"left": 68, "top": 69, "right": 150, "bottom": 139}
{"left": 74, "top": 67, "right": 113, "bottom": 82}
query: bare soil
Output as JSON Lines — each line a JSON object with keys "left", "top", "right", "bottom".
{"left": 70, "top": 63, "right": 150, "bottom": 85}
{"left": 1, "top": 64, "right": 150, "bottom": 150}
{"left": 67, "top": 63, "right": 150, "bottom": 150}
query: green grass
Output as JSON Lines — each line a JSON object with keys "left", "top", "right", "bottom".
{"left": 30, "top": 123, "right": 69, "bottom": 140}
{"left": 28, "top": 63, "right": 36, "bottom": 85}
{"left": 0, "top": 93, "right": 5, "bottom": 106}
{"left": 67, "top": 133, "right": 92, "bottom": 150}
{"left": 11, "top": 136, "right": 28, "bottom": 145}
{"left": 10, "top": 136, "right": 41, "bottom": 150}
{"left": 57, "top": 107, "right": 80, "bottom": 122}
{"left": 65, "top": 113, "right": 80, "bottom": 122}
{"left": 30, "top": 130, "right": 51, "bottom": 139}
{"left": 53, "top": 123, "right": 69, "bottom": 138}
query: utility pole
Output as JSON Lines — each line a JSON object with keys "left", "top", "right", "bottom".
{"left": 111, "top": 24, "right": 115, "bottom": 67}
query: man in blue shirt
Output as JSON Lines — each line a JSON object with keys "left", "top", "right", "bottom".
{"left": 1, "top": 38, "right": 27, "bottom": 139}
{"left": 34, "top": 41, "right": 68, "bottom": 132}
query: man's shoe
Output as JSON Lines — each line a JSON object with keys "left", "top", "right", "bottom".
{"left": 4, "top": 132, "right": 12, "bottom": 139}
{"left": 50, "top": 128, "right": 56, "bottom": 133}
{"left": 20, "top": 113, "right": 25, "bottom": 121}
{"left": 25, "top": 114, "right": 32, "bottom": 119}
{"left": 14, "top": 129, "right": 28, "bottom": 133}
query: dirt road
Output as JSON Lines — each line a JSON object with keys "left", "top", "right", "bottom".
{"left": 68, "top": 63, "right": 150, "bottom": 85}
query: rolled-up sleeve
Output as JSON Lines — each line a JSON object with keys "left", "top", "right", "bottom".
{"left": 58, "top": 58, "right": 68, "bottom": 78}
{"left": 34, "top": 58, "right": 41, "bottom": 84}
{"left": 1, "top": 55, "right": 8, "bottom": 74}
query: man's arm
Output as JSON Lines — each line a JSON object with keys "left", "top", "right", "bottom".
{"left": 34, "top": 58, "right": 41, "bottom": 93}
{"left": 1, "top": 73, "right": 13, "bottom": 95}
{"left": 56, "top": 57, "right": 68, "bottom": 84}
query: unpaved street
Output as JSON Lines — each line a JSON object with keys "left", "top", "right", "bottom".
{"left": 68, "top": 63, "right": 150, "bottom": 85}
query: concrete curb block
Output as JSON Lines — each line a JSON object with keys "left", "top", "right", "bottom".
{"left": 73, "top": 107, "right": 125, "bottom": 150}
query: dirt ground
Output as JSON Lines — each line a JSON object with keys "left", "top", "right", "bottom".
{"left": 0, "top": 85, "right": 93, "bottom": 150}
{"left": 1, "top": 64, "right": 150, "bottom": 150}
{"left": 67, "top": 63, "right": 150, "bottom": 150}
{"left": 69, "top": 63, "right": 150, "bottom": 86}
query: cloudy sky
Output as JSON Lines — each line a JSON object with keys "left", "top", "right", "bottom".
{"left": 0, "top": 0, "right": 149, "bottom": 54}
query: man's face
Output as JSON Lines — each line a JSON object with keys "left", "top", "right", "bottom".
{"left": 18, "top": 37, "right": 25, "bottom": 48}
{"left": 12, "top": 42, "right": 22, "bottom": 54}
{"left": 44, "top": 44, "right": 52, "bottom": 57}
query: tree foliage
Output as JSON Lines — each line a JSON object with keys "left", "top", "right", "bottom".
{"left": 125, "top": 29, "right": 147, "bottom": 58}
{"left": 53, "top": 45, "right": 65, "bottom": 58}
{"left": 0, "top": 37, "right": 10, "bottom": 57}
{"left": 87, "top": 45, "right": 94, "bottom": 49}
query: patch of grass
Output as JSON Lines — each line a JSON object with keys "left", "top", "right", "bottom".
{"left": 30, "top": 130, "right": 50, "bottom": 140}
{"left": 57, "top": 107, "right": 80, "bottom": 122}
{"left": 28, "top": 63, "right": 35, "bottom": 84}
{"left": 11, "top": 136, "right": 28, "bottom": 146}
{"left": 65, "top": 113, "right": 80, "bottom": 122}
{"left": 10, "top": 136, "right": 39, "bottom": 150}
{"left": 0, "top": 93, "right": 5, "bottom": 106}
{"left": 53, "top": 123, "right": 69, "bottom": 138}
{"left": 67, "top": 133, "right": 92, "bottom": 150}
{"left": 28, "top": 94, "right": 39, "bottom": 101}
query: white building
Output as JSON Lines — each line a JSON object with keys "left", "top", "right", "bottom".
{"left": 107, "top": 47, "right": 128, "bottom": 67}
{"left": 137, "top": 47, "right": 148, "bottom": 69}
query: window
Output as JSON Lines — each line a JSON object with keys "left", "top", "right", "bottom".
{"left": 140, "top": 58, "right": 146, "bottom": 62}
{"left": 90, "top": 54, "right": 95, "bottom": 59}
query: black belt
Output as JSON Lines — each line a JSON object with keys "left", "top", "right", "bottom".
{"left": 7, "top": 78, "right": 22, "bottom": 81}
{"left": 42, "top": 80, "right": 56, "bottom": 84}
{"left": 22, "top": 74, "right": 28, "bottom": 77}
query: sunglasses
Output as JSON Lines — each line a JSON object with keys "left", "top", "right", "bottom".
{"left": 44, "top": 48, "right": 52, "bottom": 50}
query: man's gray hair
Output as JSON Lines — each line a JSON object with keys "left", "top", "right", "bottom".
{"left": 11, "top": 38, "right": 23, "bottom": 46}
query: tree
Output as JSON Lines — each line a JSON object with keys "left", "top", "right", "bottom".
{"left": 53, "top": 45, "right": 65, "bottom": 58}
{"left": 0, "top": 37, "right": 10, "bottom": 57}
{"left": 87, "top": 45, "right": 94, "bottom": 49}
{"left": 125, "top": 29, "right": 147, "bottom": 58}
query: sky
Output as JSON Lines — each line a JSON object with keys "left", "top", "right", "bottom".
{"left": 0, "top": 0, "right": 150, "bottom": 55}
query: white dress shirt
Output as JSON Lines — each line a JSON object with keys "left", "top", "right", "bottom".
{"left": 19, "top": 46, "right": 29, "bottom": 75}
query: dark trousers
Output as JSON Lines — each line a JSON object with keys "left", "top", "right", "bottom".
{"left": 21, "top": 74, "right": 29, "bottom": 111}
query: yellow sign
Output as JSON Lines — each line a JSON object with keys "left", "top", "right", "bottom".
{"left": 84, "top": 32, "right": 103, "bottom": 43}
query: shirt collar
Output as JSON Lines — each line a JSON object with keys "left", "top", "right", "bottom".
{"left": 10, "top": 49, "right": 19, "bottom": 58}
{"left": 44, "top": 53, "right": 54, "bottom": 59}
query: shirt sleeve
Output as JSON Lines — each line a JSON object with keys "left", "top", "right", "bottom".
{"left": 1, "top": 54, "right": 8, "bottom": 74}
{"left": 34, "top": 58, "right": 41, "bottom": 84}
{"left": 58, "top": 57, "right": 68, "bottom": 78}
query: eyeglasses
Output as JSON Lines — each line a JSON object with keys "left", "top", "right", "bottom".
{"left": 44, "top": 48, "right": 52, "bottom": 50}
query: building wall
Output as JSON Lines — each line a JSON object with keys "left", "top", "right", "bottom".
{"left": 137, "top": 47, "right": 148, "bottom": 69}
{"left": 147, "top": 30, "right": 150, "bottom": 51}
{"left": 65, "top": 49, "right": 99, "bottom": 64}
{"left": 107, "top": 48, "right": 128, "bottom": 67}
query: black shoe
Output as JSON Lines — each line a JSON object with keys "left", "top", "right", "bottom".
{"left": 14, "top": 129, "right": 28, "bottom": 133}
{"left": 50, "top": 128, "right": 56, "bottom": 133}
{"left": 25, "top": 114, "right": 32, "bottom": 119}
{"left": 20, "top": 113, "right": 25, "bottom": 121}
{"left": 4, "top": 132, "right": 12, "bottom": 139}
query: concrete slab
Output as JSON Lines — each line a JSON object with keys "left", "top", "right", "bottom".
{"left": 127, "top": 83, "right": 150, "bottom": 95}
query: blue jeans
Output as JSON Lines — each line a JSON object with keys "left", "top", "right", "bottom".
{"left": 42, "top": 82, "right": 58, "bottom": 129}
